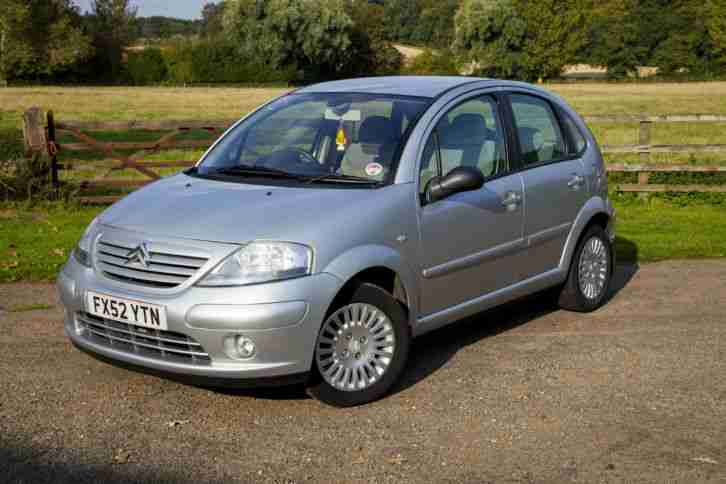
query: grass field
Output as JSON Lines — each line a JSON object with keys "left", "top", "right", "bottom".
{"left": 4, "top": 82, "right": 726, "bottom": 129}
{"left": 1, "top": 198, "right": 725, "bottom": 282}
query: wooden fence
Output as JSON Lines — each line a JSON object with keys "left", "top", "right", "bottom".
{"left": 585, "top": 114, "right": 726, "bottom": 194}
{"left": 22, "top": 109, "right": 726, "bottom": 203}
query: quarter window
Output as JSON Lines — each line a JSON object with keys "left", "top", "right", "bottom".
{"left": 509, "top": 94, "right": 568, "bottom": 165}
{"left": 560, "top": 110, "right": 587, "bottom": 155}
{"left": 419, "top": 95, "right": 506, "bottom": 192}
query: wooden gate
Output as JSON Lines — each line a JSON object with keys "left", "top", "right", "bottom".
{"left": 24, "top": 107, "right": 236, "bottom": 203}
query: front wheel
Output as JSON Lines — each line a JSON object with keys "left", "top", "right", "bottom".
{"left": 557, "top": 225, "right": 613, "bottom": 312}
{"left": 308, "top": 283, "right": 411, "bottom": 407}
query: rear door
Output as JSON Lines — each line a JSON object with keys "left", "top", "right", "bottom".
{"left": 505, "top": 92, "right": 589, "bottom": 279}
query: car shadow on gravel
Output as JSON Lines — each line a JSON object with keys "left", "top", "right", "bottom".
{"left": 0, "top": 442, "right": 223, "bottom": 484}
{"left": 209, "top": 259, "right": 639, "bottom": 403}
{"left": 391, "top": 260, "right": 639, "bottom": 396}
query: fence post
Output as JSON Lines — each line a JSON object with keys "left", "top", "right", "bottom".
{"left": 46, "top": 110, "right": 60, "bottom": 190}
{"left": 22, "top": 107, "right": 46, "bottom": 156}
{"left": 638, "top": 120, "right": 652, "bottom": 163}
{"left": 638, "top": 120, "right": 652, "bottom": 200}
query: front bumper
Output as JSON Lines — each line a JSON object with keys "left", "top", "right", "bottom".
{"left": 58, "top": 256, "right": 342, "bottom": 384}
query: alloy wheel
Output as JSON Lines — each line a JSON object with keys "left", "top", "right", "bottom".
{"left": 315, "top": 303, "right": 396, "bottom": 392}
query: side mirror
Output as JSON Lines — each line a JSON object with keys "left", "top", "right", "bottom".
{"left": 425, "top": 166, "right": 485, "bottom": 204}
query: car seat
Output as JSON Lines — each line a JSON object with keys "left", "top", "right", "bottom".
{"left": 339, "top": 116, "right": 397, "bottom": 179}
{"left": 439, "top": 113, "right": 498, "bottom": 177}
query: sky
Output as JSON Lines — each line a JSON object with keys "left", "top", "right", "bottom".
{"left": 74, "top": 0, "right": 221, "bottom": 20}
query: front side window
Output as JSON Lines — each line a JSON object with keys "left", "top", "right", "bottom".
{"left": 509, "top": 94, "right": 568, "bottom": 165}
{"left": 419, "top": 95, "right": 506, "bottom": 192}
{"left": 198, "top": 93, "right": 429, "bottom": 184}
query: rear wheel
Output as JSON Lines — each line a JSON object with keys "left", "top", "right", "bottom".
{"left": 308, "top": 283, "right": 410, "bottom": 407}
{"left": 558, "top": 225, "right": 613, "bottom": 312}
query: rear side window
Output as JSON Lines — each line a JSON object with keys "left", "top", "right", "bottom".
{"left": 509, "top": 94, "right": 568, "bottom": 165}
{"left": 559, "top": 110, "right": 587, "bottom": 155}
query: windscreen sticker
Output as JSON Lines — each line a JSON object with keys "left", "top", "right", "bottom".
{"left": 365, "top": 162, "right": 384, "bottom": 177}
{"left": 336, "top": 128, "right": 347, "bottom": 151}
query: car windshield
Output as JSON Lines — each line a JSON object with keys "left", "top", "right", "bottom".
{"left": 196, "top": 93, "right": 429, "bottom": 184}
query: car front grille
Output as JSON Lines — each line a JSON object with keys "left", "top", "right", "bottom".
{"left": 95, "top": 238, "right": 209, "bottom": 289}
{"left": 76, "top": 312, "right": 211, "bottom": 365}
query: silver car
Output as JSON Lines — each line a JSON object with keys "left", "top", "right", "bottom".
{"left": 58, "top": 77, "right": 615, "bottom": 407}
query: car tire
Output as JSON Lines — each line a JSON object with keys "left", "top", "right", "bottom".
{"left": 308, "top": 283, "right": 411, "bottom": 407}
{"left": 557, "top": 225, "right": 613, "bottom": 313}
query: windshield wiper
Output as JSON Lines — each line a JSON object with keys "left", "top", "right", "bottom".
{"left": 209, "top": 165, "right": 308, "bottom": 180}
{"left": 305, "top": 173, "right": 384, "bottom": 185}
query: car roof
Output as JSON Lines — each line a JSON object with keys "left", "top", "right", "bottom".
{"left": 296, "top": 76, "right": 495, "bottom": 99}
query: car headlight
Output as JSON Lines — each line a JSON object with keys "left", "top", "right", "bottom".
{"left": 197, "top": 242, "right": 313, "bottom": 287}
{"left": 73, "top": 217, "right": 100, "bottom": 267}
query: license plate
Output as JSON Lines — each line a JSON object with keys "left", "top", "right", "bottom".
{"left": 86, "top": 291, "right": 168, "bottom": 331}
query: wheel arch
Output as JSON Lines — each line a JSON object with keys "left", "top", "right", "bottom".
{"left": 560, "top": 196, "right": 615, "bottom": 271}
{"left": 322, "top": 245, "right": 418, "bottom": 325}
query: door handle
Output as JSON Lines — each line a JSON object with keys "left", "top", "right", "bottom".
{"left": 501, "top": 191, "right": 522, "bottom": 208}
{"left": 568, "top": 174, "right": 585, "bottom": 188}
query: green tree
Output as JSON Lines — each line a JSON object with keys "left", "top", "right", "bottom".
{"left": 126, "top": 47, "right": 167, "bottom": 85}
{"left": 413, "top": 0, "right": 459, "bottom": 47}
{"left": 0, "top": 0, "right": 91, "bottom": 80}
{"left": 454, "top": 0, "right": 588, "bottom": 81}
{"left": 382, "top": 0, "right": 458, "bottom": 48}
{"left": 134, "top": 16, "right": 201, "bottom": 40}
{"left": 453, "top": 0, "right": 527, "bottom": 79}
{"left": 0, "top": 1, "right": 31, "bottom": 79}
{"left": 344, "top": 2, "right": 402, "bottom": 76}
{"left": 578, "top": 0, "right": 644, "bottom": 78}
{"left": 641, "top": 0, "right": 710, "bottom": 74}
{"left": 88, "top": 0, "right": 137, "bottom": 81}
{"left": 383, "top": 0, "right": 420, "bottom": 44}
{"left": 708, "top": 0, "right": 726, "bottom": 69}
{"left": 201, "top": 1, "right": 227, "bottom": 38}
{"left": 223, "top": 0, "right": 354, "bottom": 80}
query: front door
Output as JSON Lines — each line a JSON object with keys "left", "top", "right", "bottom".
{"left": 417, "top": 94, "right": 526, "bottom": 317}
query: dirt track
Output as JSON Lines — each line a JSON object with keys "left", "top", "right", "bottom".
{"left": 1, "top": 260, "right": 725, "bottom": 483}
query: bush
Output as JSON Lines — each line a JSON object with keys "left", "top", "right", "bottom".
{"left": 126, "top": 48, "right": 167, "bottom": 85}
{"left": 163, "top": 38, "right": 295, "bottom": 84}
{"left": 163, "top": 40, "right": 196, "bottom": 84}
{"left": 372, "top": 42, "right": 404, "bottom": 76}
{"left": 0, "top": 129, "right": 55, "bottom": 201}
{"left": 403, "top": 48, "right": 459, "bottom": 75}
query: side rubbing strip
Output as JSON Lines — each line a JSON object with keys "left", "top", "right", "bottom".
{"left": 422, "top": 238, "right": 525, "bottom": 279}
{"left": 527, "top": 222, "right": 572, "bottom": 248}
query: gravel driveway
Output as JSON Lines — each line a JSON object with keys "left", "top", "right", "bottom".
{"left": 1, "top": 260, "right": 725, "bottom": 484}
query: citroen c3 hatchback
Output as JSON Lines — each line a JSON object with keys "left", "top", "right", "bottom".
{"left": 58, "top": 77, "right": 615, "bottom": 407}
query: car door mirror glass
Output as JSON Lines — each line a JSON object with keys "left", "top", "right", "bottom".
{"left": 425, "top": 166, "right": 485, "bottom": 204}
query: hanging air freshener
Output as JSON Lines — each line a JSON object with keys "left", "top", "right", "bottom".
{"left": 336, "top": 127, "right": 347, "bottom": 152}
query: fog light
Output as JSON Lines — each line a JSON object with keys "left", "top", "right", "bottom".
{"left": 235, "top": 336, "right": 256, "bottom": 359}
{"left": 223, "top": 335, "right": 257, "bottom": 360}
{"left": 74, "top": 316, "right": 85, "bottom": 335}
{"left": 236, "top": 336, "right": 256, "bottom": 358}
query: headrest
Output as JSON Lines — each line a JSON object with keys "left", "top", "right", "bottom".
{"left": 359, "top": 116, "right": 396, "bottom": 144}
{"left": 518, "top": 127, "right": 544, "bottom": 151}
{"left": 442, "top": 114, "right": 491, "bottom": 145}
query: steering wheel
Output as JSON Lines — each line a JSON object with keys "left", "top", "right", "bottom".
{"left": 258, "top": 147, "right": 327, "bottom": 176}
{"left": 280, "top": 147, "right": 318, "bottom": 165}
